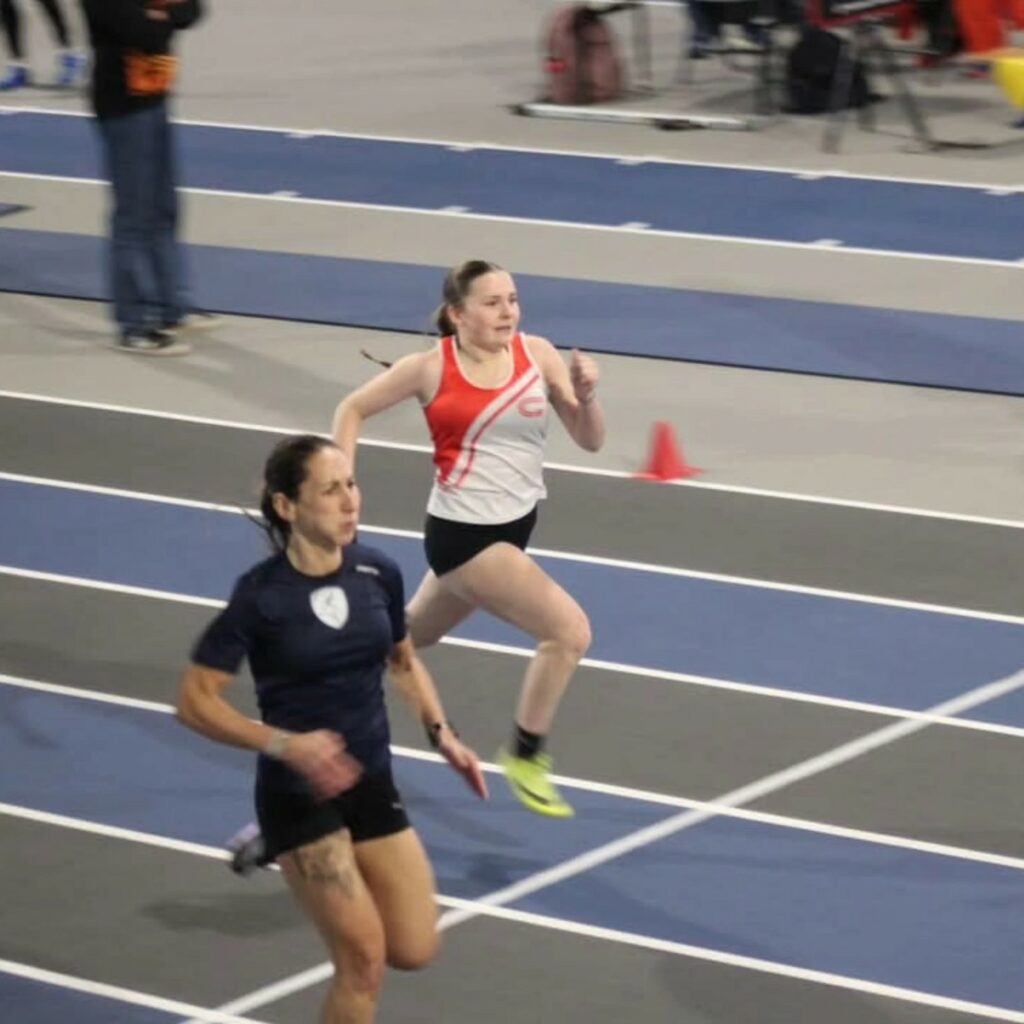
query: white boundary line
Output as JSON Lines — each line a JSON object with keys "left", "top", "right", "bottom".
{"left": 5, "top": 697, "right": 1024, "bottom": 1024}
{"left": 0, "top": 957, "right": 272, "bottom": 1024}
{"left": 3, "top": 562, "right": 1024, "bottom": 738}
{"left": 206, "top": 666, "right": 1024, "bottom": 1021}
{"left": 3, "top": 469, "right": 1021, "bottom": 624}
{"left": 11, "top": 800, "right": 1024, "bottom": 1024}
{"left": 1, "top": 167, "right": 1020, "bottom": 270}
{"left": 435, "top": 668, "right": 1024, "bottom": 927}
{"left": 2, "top": 388, "right": 1021, "bottom": 529}
{"left": 3, "top": 103, "right": 1023, "bottom": 193}
{"left": 5, "top": 671, "right": 1024, "bottom": 871}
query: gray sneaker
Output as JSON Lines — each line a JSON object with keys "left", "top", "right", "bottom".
{"left": 112, "top": 328, "right": 191, "bottom": 356}
{"left": 227, "top": 822, "right": 267, "bottom": 876}
{"left": 163, "top": 310, "right": 224, "bottom": 333}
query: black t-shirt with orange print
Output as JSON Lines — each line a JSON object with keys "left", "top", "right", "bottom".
{"left": 81, "top": 0, "right": 203, "bottom": 119}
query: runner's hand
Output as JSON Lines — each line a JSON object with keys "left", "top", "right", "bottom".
{"left": 570, "top": 349, "right": 599, "bottom": 406}
{"left": 437, "top": 732, "right": 489, "bottom": 800}
{"left": 282, "top": 730, "right": 363, "bottom": 799}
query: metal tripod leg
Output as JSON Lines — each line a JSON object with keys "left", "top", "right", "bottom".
{"left": 866, "top": 22, "right": 935, "bottom": 151}
{"left": 822, "top": 32, "right": 861, "bottom": 153}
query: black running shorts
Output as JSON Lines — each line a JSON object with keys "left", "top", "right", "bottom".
{"left": 255, "top": 769, "right": 410, "bottom": 862}
{"left": 423, "top": 506, "right": 538, "bottom": 577}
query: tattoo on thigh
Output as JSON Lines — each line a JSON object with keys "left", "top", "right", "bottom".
{"left": 293, "top": 841, "right": 357, "bottom": 898}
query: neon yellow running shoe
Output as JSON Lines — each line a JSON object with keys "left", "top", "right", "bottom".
{"left": 497, "top": 748, "right": 575, "bottom": 818}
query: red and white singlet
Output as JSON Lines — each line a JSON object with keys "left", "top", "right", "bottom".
{"left": 422, "top": 333, "right": 549, "bottom": 524}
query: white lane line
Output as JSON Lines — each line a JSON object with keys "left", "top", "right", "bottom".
{"left": 0, "top": 564, "right": 223, "bottom": 607}
{"left": 211, "top": 668, "right": 1024, "bottom": 1022}
{"left": 0, "top": 800, "right": 231, "bottom": 860}
{"left": 0, "top": 957, "right": 272, "bottom": 1024}
{"left": 9, "top": 798, "right": 1024, "bottom": 1024}
{"left": 7, "top": 802, "right": 1024, "bottom": 1024}
{"left": 1, "top": 168, "right": 1019, "bottom": 270}
{"left": 445, "top": 902, "right": 1024, "bottom": 1024}
{"left": 4, "top": 670, "right": 1024, "bottom": 872}
{"left": 436, "top": 668, "right": 1024, "bottom": 933}
{"left": 3, "top": 470, "right": 1021, "bottom": 625}
{"left": 1, "top": 388, "right": 1021, "bottom": 529}
{"left": 3, "top": 563, "right": 1024, "bottom": 736}
{"left": 4, "top": 104, "right": 1021, "bottom": 193}
{"left": 186, "top": 965, "right": 332, "bottom": 1024}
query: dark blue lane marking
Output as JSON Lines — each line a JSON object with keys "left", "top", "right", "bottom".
{"left": 2, "top": 111, "right": 1023, "bottom": 261}
{"left": 517, "top": 814, "right": 1024, "bottom": 1010}
{"left": 1, "top": 478, "right": 1022, "bottom": 720}
{"left": 4, "top": 228, "right": 1023, "bottom": 395}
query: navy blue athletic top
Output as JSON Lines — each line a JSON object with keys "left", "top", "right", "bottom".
{"left": 192, "top": 543, "right": 407, "bottom": 792}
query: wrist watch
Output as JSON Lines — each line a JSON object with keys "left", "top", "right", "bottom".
{"left": 425, "top": 721, "right": 458, "bottom": 750}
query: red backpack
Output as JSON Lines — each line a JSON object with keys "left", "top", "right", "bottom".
{"left": 543, "top": 4, "right": 625, "bottom": 105}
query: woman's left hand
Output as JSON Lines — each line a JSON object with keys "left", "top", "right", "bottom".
{"left": 570, "top": 349, "right": 599, "bottom": 406}
{"left": 437, "top": 732, "right": 489, "bottom": 800}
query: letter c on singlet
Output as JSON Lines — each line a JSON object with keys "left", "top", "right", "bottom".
{"left": 310, "top": 586, "right": 350, "bottom": 629}
{"left": 518, "top": 395, "right": 545, "bottom": 418}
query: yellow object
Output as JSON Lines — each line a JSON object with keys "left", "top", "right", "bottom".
{"left": 497, "top": 748, "right": 575, "bottom": 818}
{"left": 993, "top": 52, "right": 1024, "bottom": 109}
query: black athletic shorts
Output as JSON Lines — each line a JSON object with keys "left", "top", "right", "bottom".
{"left": 255, "top": 769, "right": 410, "bottom": 862}
{"left": 423, "top": 506, "right": 538, "bottom": 577}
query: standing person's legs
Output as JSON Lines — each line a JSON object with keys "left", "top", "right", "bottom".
{"left": 34, "top": 0, "right": 86, "bottom": 86}
{"left": 33, "top": 0, "right": 69, "bottom": 47}
{"left": 0, "top": 0, "right": 29, "bottom": 90}
{"left": 152, "top": 103, "right": 189, "bottom": 328}
{"left": 1, "top": 0, "right": 22, "bottom": 57}
{"left": 279, "top": 829, "right": 388, "bottom": 1024}
{"left": 98, "top": 109, "right": 158, "bottom": 337}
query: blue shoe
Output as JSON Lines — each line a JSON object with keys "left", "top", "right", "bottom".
{"left": 0, "top": 65, "right": 28, "bottom": 91}
{"left": 55, "top": 52, "right": 87, "bottom": 89}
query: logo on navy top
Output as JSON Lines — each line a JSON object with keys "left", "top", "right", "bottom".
{"left": 310, "top": 586, "right": 350, "bottom": 629}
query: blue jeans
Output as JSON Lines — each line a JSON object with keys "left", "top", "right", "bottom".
{"left": 96, "top": 102, "right": 188, "bottom": 334}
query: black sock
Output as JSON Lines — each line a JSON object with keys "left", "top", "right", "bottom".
{"left": 513, "top": 723, "right": 544, "bottom": 759}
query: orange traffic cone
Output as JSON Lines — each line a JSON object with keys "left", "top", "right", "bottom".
{"left": 635, "top": 421, "right": 700, "bottom": 482}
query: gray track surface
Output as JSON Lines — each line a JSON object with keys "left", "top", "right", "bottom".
{"left": 1, "top": 1, "right": 1022, "bottom": 1022}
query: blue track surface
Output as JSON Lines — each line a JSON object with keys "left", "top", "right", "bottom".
{"left": 519, "top": 815, "right": 1024, "bottom": 1007}
{"left": 4, "top": 111, "right": 1024, "bottom": 394}
{"left": 0, "top": 687, "right": 666, "bottom": 898}
{"left": 0, "top": 974, "right": 178, "bottom": 1024}
{"left": 3, "top": 228, "right": 1024, "bottom": 395}
{"left": 4, "top": 684, "right": 1024, "bottom": 1011}
{"left": 3, "top": 111, "right": 1024, "bottom": 261}
{"left": 2, "top": 478, "right": 1022, "bottom": 722}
